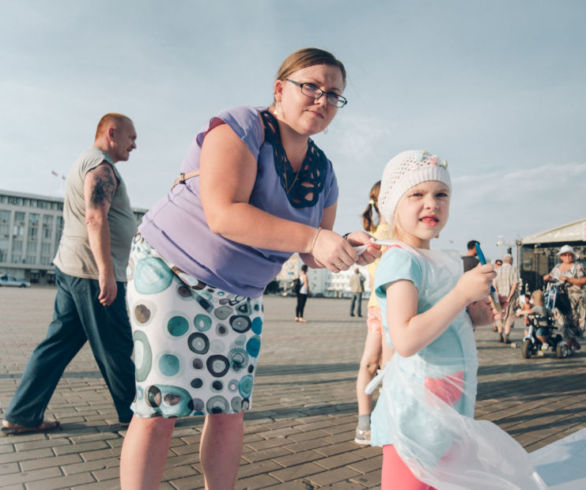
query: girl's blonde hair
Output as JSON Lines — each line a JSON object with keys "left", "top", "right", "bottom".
{"left": 362, "top": 181, "right": 381, "bottom": 233}
{"left": 531, "top": 289, "right": 544, "bottom": 307}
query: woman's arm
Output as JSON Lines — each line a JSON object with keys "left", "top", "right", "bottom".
{"left": 386, "top": 265, "right": 495, "bottom": 357}
{"left": 199, "top": 124, "right": 366, "bottom": 271}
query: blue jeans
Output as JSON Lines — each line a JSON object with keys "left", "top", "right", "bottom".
{"left": 350, "top": 292, "right": 363, "bottom": 316}
{"left": 4, "top": 267, "right": 135, "bottom": 426}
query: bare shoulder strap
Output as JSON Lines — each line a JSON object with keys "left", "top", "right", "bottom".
{"left": 171, "top": 170, "right": 200, "bottom": 190}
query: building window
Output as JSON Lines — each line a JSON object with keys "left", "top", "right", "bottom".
{"left": 40, "top": 242, "right": 52, "bottom": 265}
{"left": 12, "top": 212, "right": 25, "bottom": 238}
{"left": 0, "top": 210, "right": 10, "bottom": 238}
{"left": 42, "top": 214, "right": 54, "bottom": 240}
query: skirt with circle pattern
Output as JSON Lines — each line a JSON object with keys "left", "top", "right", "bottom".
{"left": 127, "top": 235, "right": 264, "bottom": 417}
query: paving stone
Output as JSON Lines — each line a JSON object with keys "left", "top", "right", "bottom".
{"left": 268, "top": 461, "right": 325, "bottom": 482}
{"left": 0, "top": 461, "right": 19, "bottom": 475}
{"left": 54, "top": 440, "right": 109, "bottom": 455}
{"left": 165, "top": 473, "right": 205, "bottom": 489}
{"left": 61, "top": 456, "right": 119, "bottom": 475}
{"left": 273, "top": 449, "right": 323, "bottom": 467}
{"left": 26, "top": 472, "right": 96, "bottom": 490}
{"left": 20, "top": 453, "right": 82, "bottom": 471}
{"left": 1, "top": 466, "right": 62, "bottom": 486}
{"left": 308, "top": 465, "right": 362, "bottom": 486}
{"left": 235, "top": 473, "right": 282, "bottom": 489}
{"left": 314, "top": 448, "right": 370, "bottom": 470}
{"left": 0, "top": 448, "right": 53, "bottom": 464}
{"left": 240, "top": 444, "right": 293, "bottom": 463}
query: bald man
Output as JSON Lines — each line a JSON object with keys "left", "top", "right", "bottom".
{"left": 2, "top": 114, "right": 138, "bottom": 435}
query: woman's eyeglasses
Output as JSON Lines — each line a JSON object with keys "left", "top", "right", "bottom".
{"left": 285, "top": 79, "right": 348, "bottom": 108}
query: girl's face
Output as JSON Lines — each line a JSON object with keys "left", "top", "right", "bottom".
{"left": 394, "top": 181, "right": 450, "bottom": 249}
{"left": 273, "top": 64, "right": 344, "bottom": 136}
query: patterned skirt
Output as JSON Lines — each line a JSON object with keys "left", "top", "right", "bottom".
{"left": 127, "top": 235, "right": 264, "bottom": 418}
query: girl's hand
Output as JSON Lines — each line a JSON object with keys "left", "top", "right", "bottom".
{"left": 344, "top": 231, "right": 381, "bottom": 265}
{"left": 456, "top": 264, "right": 496, "bottom": 304}
{"left": 311, "top": 229, "right": 359, "bottom": 273}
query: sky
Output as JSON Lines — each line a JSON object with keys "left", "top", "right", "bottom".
{"left": 1, "top": 0, "right": 585, "bottom": 261}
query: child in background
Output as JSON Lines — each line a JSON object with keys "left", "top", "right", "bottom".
{"left": 370, "top": 150, "right": 546, "bottom": 489}
{"left": 517, "top": 290, "right": 548, "bottom": 345}
{"left": 354, "top": 181, "right": 394, "bottom": 445}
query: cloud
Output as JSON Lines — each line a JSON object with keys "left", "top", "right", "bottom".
{"left": 437, "top": 161, "right": 586, "bottom": 258}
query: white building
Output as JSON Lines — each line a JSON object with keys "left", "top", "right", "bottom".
{"left": 0, "top": 189, "right": 146, "bottom": 284}
{"left": 328, "top": 265, "right": 371, "bottom": 298}
{"left": 276, "top": 253, "right": 370, "bottom": 297}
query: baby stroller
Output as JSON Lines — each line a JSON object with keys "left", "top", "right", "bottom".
{"left": 544, "top": 281, "right": 581, "bottom": 357}
{"left": 521, "top": 307, "right": 562, "bottom": 359}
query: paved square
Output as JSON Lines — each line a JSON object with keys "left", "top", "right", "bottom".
{"left": 1, "top": 289, "right": 585, "bottom": 488}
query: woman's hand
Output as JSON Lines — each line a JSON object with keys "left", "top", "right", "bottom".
{"left": 344, "top": 231, "right": 381, "bottom": 265}
{"left": 455, "top": 264, "right": 496, "bottom": 305}
{"left": 310, "top": 229, "right": 359, "bottom": 273}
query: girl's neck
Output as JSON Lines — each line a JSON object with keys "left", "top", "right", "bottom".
{"left": 395, "top": 231, "right": 430, "bottom": 250}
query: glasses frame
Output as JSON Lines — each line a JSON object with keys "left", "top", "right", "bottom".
{"left": 285, "top": 79, "right": 347, "bottom": 108}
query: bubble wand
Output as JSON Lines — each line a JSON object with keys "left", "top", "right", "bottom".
{"left": 475, "top": 243, "right": 502, "bottom": 313}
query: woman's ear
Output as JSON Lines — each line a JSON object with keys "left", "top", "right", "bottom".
{"left": 273, "top": 79, "right": 284, "bottom": 103}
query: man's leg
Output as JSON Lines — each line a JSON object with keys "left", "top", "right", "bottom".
{"left": 502, "top": 299, "right": 516, "bottom": 344}
{"left": 350, "top": 294, "right": 356, "bottom": 316}
{"left": 74, "top": 278, "right": 135, "bottom": 423}
{"left": 200, "top": 412, "right": 244, "bottom": 490}
{"left": 357, "top": 293, "right": 363, "bottom": 317}
{"left": 3, "top": 269, "right": 87, "bottom": 427}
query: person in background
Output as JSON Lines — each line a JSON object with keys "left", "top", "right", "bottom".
{"left": 354, "top": 180, "right": 394, "bottom": 445}
{"left": 295, "top": 264, "right": 310, "bottom": 322}
{"left": 118, "top": 48, "right": 379, "bottom": 490}
{"left": 544, "top": 244, "right": 585, "bottom": 335}
{"left": 494, "top": 253, "right": 519, "bottom": 344}
{"left": 2, "top": 114, "right": 137, "bottom": 435}
{"left": 350, "top": 267, "right": 365, "bottom": 317}
{"left": 462, "top": 239, "right": 480, "bottom": 272}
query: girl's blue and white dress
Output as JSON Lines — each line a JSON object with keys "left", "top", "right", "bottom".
{"left": 369, "top": 243, "right": 547, "bottom": 489}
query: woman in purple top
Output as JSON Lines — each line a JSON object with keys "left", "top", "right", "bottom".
{"left": 120, "top": 48, "right": 380, "bottom": 489}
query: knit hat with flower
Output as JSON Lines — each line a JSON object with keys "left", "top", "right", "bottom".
{"left": 378, "top": 150, "right": 451, "bottom": 224}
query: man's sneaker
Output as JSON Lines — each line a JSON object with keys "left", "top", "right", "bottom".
{"left": 354, "top": 427, "right": 371, "bottom": 445}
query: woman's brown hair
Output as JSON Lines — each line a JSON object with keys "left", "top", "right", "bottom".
{"left": 276, "top": 47, "right": 347, "bottom": 87}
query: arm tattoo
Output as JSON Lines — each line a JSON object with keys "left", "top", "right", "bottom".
{"left": 89, "top": 166, "right": 116, "bottom": 208}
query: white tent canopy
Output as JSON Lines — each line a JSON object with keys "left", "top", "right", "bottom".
{"left": 522, "top": 217, "right": 586, "bottom": 245}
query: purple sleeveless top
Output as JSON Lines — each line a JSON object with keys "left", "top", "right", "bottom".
{"left": 139, "top": 106, "right": 338, "bottom": 298}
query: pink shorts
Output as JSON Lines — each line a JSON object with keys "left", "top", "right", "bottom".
{"left": 367, "top": 306, "right": 383, "bottom": 335}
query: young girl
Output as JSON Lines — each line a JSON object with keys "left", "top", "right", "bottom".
{"left": 370, "top": 150, "right": 546, "bottom": 489}
{"left": 354, "top": 181, "right": 394, "bottom": 444}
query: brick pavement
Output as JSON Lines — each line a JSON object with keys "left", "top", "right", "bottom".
{"left": 1, "top": 288, "right": 585, "bottom": 489}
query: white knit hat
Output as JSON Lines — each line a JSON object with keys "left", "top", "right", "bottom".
{"left": 378, "top": 150, "right": 451, "bottom": 224}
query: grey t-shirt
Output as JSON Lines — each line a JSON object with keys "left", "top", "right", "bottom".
{"left": 53, "top": 147, "right": 136, "bottom": 282}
